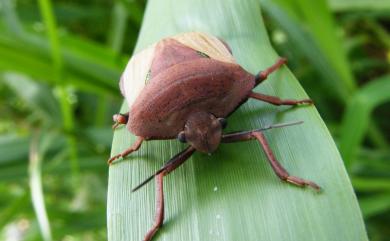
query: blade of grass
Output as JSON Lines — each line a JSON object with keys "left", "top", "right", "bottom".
{"left": 364, "top": 19, "right": 390, "bottom": 49}
{"left": 261, "top": 1, "right": 350, "bottom": 100}
{"left": 0, "top": 192, "right": 30, "bottom": 229}
{"left": 108, "top": 0, "right": 367, "bottom": 240}
{"left": 0, "top": 1, "right": 125, "bottom": 96}
{"left": 1, "top": 0, "right": 24, "bottom": 35}
{"left": 95, "top": 0, "right": 129, "bottom": 127}
{"left": 0, "top": 134, "right": 30, "bottom": 165}
{"left": 267, "top": 0, "right": 356, "bottom": 94}
{"left": 339, "top": 75, "right": 390, "bottom": 167}
{"left": 107, "top": 1, "right": 128, "bottom": 54}
{"left": 2, "top": 72, "right": 61, "bottom": 123}
{"left": 0, "top": 19, "right": 123, "bottom": 96}
{"left": 37, "top": 0, "right": 79, "bottom": 178}
{"left": 0, "top": 42, "right": 118, "bottom": 96}
{"left": 37, "top": 0, "right": 62, "bottom": 75}
{"left": 352, "top": 177, "right": 390, "bottom": 192}
{"left": 29, "top": 132, "right": 52, "bottom": 241}
{"left": 328, "top": 0, "right": 390, "bottom": 11}
{"left": 262, "top": 0, "right": 389, "bottom": 151}
{"left": 359, "top": 192, "right": 390, "bottom": 218}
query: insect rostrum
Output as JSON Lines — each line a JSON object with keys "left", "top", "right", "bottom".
{"left": 109, "top": 32, "right": 320, "bottom": 241}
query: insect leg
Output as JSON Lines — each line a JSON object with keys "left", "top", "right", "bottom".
{"left": 143, "top": 172, "right": 165, "bottom": 241}
{"left": 252, "top": 132, "right": 320, "bottom": 190}
{"left": 248, "top": 91, "right": 313, "bottom": 106}
{"left": 222, "top": 131, "right": 320, "bottom": 191}
{"left": 255, "top": 57, "right": 287, "bottom": 85}
{"left": 107, "top": 136, "right": 144, "bottom": 165}
{"left": 132, "top": 146, "right": 196, "bottom": 241}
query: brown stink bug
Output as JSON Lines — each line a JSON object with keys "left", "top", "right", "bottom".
{"left": 109, "top": 32, "right": 320, "bottom": 241}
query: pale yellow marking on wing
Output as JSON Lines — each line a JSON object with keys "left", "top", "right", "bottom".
{"left": 172, "top": 32, "right": 235, "bottom": 64}
{"left": 122, "top": 43, "right": 156, "bottom": 107}
{"left": 121, "top": 32, "right": 235, "bottom": 108}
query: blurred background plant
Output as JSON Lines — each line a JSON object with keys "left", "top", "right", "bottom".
{"left": 0, "top": 0, "right": 388, "bottom": 240}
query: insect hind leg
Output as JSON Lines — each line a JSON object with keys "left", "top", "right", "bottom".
{"left": 255, "top": 57, "right": 287, "bottom": 85}
{"left": 248, "top": 91, "right": 313, "bottom": 106}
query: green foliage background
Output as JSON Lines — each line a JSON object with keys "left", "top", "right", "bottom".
{"left": 0, "top": 0, "right": 389, "bottom": 240}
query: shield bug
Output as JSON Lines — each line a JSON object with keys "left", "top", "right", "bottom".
{"left": 110, "top": 32, "right": 320, "bottom": 241}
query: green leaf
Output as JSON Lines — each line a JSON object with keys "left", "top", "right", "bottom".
{"left": 37, "top": 0, "right": 79, "bottom": 179}
{"left": 108, "top": 0, "right": 367, "bottom": 241}
{"left": 0, "top": 134, "right": 30, "bottom": 164}
{"left": 106, "top": 1, "right": 128, "bottom": 54}
{"left": 327, "top": 0, "right": 390, "bottom": 11}
{"left": 352, "top": 177, "right": 390, "bottom": 192}
{"left": 262, "top": 0, "right": 389, "bottom": 152}
{"left": 0, "top": 26, "right": 123, "bottom": 96}
{"left": 266, "top": 0, "right": 356, "bottom": 97}
{"left": 359, "top": 192, "right": 390, "bottom": 218}
{"left": 261, "top": 1, "right": 350, "bottom": 101}
{"left": 2, "top": 72, "right": 61, "bottom": 123}
{"left": 29, "top": 132, "right": 54, "bottom": 241}
{"left": 339, "top": 75, "right": 390, "bottom": 167}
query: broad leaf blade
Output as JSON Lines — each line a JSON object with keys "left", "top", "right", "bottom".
{"left": 108, "top": 0, "right": 368, "bottom": 241}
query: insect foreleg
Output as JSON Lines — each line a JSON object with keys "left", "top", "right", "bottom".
{"left": 108, "top": 136, "right": 144, "bottom": 164}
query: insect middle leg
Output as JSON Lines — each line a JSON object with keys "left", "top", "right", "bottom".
{"left": 222, "top": 130, "right": 320, "bottom": 190}
{"left": 252, "top": 58, "right": 312, "bottom": 106}
{"left": 108, "top": 136, "right": 144, "bottom": 164}
{"left": 248, "top": 91, "right": 313, "bottom": 106}
{"left": 255, "top": 57, "right": 287, "bottom": 85}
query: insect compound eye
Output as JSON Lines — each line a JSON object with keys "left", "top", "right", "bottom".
{"left": 177, "top": 131, "right": 187, "bottom": 143}
{"left": 218, "top": 118, "right": 227, "bottom": 129}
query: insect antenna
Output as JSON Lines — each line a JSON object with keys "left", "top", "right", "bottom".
{"left": 132, "top": 146, "right": 196, "bottom": 192}
{"left": 257, "top": 120, "right": 304, "bottom": 131}
{"left": 131, "top": 168, "right": 164, "bottom": 192}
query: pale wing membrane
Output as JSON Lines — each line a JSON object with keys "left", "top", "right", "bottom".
{"left": 121, "top": 43, "right": 157, "bottom": 107}
{"left": 121, "top": 32, "right": 235, "bottom": 109}
{"left": 172, "top": 32, "right": 236, "bottom": 64}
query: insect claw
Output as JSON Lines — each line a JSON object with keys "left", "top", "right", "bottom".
{"left": 298, "top": 99, "right": 314, "bottom": 105}
{"left": 307, "top": 181, "right": 322, "bottom": 192}
{"left": 107, "top": 154, "right": 121, "bottom": 165}
{"left": 286, "top": 176, "right": 321, "bottom": 192}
